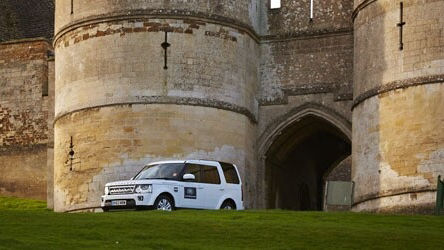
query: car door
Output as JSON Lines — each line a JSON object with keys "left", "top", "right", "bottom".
{"left": 198, "top": 163, "right": 224, "bottom": 209}
{"left": 180, "top": 163, "right": 205, "bottom": 209}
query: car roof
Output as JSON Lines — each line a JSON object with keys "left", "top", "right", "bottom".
{"left": 147, "top": 160, "right": 187, "bottom": 165}
{"left": 147, "top": 159, "right": 234, "bottom": 166}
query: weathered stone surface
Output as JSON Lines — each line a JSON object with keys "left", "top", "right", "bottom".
{"left": 0, "top": 39, "right": 52, "bottom": 200}
{"left": 263, "top": 0, "right": 353, "bottom": 37}
{"left": 352, "top": 0, "right": 444, "bottom": 213}
{"left": 54, "top": 105, "right": 256, "bottom": 211}
{"left": 54, "top": 0, "right": 260, "bottom": 34}
{"left": 0, "top": 0, "right": 54, "bottom": 42}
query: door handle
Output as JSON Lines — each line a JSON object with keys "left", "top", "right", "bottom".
{"left": 219, "top": 188, "right": 225, "bottom": 191}
{"left": 197, "top": 187, "right": 204, "bottom": 190}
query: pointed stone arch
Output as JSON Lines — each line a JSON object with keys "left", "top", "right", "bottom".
{"left": 258, "top": 103, "right": 352, "bottom": 210}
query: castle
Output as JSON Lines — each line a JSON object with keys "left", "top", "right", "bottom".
{"left": 0, "top": 0, "right": 442, "bottom": 213}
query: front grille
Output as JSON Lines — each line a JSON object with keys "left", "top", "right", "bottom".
{"left": 109, "top": 185, "right": 135, "bottom": 195}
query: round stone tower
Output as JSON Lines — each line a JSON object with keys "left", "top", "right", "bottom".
{"left": 352, "top": 0, "right": 444, "bottom": 213}
{"left": 53, "top": 0, "right": 260, "bottom": 212}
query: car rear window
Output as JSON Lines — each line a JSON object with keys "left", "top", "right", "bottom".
{"left": 221, "top": 163, "right": 240, "bottom": 184}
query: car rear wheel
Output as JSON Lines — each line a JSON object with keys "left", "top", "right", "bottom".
{"left": 154, "top": 195, "right": 174, "bottom": 211}
{"left": 220, "top": 200, "right": 236, "bottom": 210}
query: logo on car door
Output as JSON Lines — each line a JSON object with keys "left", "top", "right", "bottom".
{"left": 184, "top": 187, "right": 197, "bottom": 199}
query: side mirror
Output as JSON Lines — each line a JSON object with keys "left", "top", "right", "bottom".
{"left": 130, "top": 177, "right": 134, "bottom": 180}
{"left": 183, "top": 173, "right": 195, "bottom": 181}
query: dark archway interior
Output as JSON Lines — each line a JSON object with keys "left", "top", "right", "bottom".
{"left": 265, "top": 115, "right": 351, "bottom": 211}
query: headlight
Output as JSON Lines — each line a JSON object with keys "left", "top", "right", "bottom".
{"left": 104, "top": 186, "right": 109, "bottom": 195}
{"left": 135, "top": 184, "right": 152, "bottom": 194}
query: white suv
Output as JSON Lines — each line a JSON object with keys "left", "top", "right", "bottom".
{"left": 101, "top": 160, "right": 244, "bottom": 211}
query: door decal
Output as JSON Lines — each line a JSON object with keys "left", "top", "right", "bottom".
{"left": 184, "top": 187, "right": 197, "bottom": 199}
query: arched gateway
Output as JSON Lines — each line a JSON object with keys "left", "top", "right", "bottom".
{"left": 259, "top": 105, "right": 351, "bottom": 211}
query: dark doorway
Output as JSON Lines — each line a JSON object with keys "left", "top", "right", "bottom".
{"left": 265, "top": 115, "right": 351, "bottom": 210}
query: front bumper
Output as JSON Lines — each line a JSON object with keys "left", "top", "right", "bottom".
{"left": 101, "top": 193, "right": 155, "bottom": 210}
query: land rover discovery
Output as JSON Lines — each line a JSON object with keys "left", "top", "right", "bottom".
{"left": 101, "top": 160, "right": 244, "bottom": 211}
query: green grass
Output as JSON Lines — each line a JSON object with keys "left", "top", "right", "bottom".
{"left": 0, "top": 197, "right": 443, "bottom": 249}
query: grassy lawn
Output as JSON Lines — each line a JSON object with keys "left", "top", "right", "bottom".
{"left": 0, "top": 197, "right": 443, "bottom": 249}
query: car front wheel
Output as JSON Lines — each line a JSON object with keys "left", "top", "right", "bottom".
{"left": 154, "top": 195, "right": 174, "bottom": 211}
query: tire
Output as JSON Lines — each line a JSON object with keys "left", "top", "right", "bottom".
{"left": 220, "top": 200, "right": 236, "bottom": 210}
{"left": 102, "top": 207, "right": 109, "bottom": 212}
{"left": 153, "top": 194, "right": 174, "bottom": 211}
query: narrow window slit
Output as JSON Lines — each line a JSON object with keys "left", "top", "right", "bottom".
{"left": 397, "top": 2, "right": 406, "bottom": 50}
{"left": 42, "top": 80, "right": 48, "bottom": 97}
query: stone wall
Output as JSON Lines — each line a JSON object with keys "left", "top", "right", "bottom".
{"left": 54, "top": 105, "right": 256, "bottom": 211}
{"left": 54, "top": 19, "right": 259, "bottom": 122}
{"left": 53, "top": 0, "right": 260, "bottom": 212}
{"left": 352, "top": 0, "right": 444, "bottom": 214}
{"left": 0, "top": 0, "right": 54, "bottom": 42}
{"left": 0, "top": 39, "right": 52, "bottom": 200}
{"left": 255, "top": 1, "right": 354, "bottom": 208}
{"left": 264, "top": 0, "right": 353, "bottom": 37}
{"left": 259, "top": 34, "right": 354, "bottom": 105}
{"left": 47, "top": 58, "right": 55, "bottom": 209}
{"left": 0, "top": 1, "right": 19, "bottom": 42}
{"left": 325, "top": 156, "right": 351, "bottom": 182}
{"left": 258, "top": 0, "right": 354, "bottom": 129}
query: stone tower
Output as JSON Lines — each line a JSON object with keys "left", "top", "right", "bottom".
{"left": 352, "top": 0, "right": 444, "bottom": 213}
{"left": 53, "top": 0, "right": 260, "bottom": 212}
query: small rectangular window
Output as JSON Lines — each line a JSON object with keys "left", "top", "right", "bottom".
{"left": 270, "top": 0, "right": 281, "bottom": 9}
{"left": 221, "top": 163, "right": 240, "bottom": 184}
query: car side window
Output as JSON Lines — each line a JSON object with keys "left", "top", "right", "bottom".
{"left": 221, "top": 163, "right": 240, "bottom": 184}
{"left": 183, "top": 164, "right": 201, "bottom": 182}
{"left": 200, "top": 165, "right": 221, "bottom": 184}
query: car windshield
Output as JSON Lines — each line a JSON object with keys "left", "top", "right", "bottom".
{"left": 133, "top": 163, "right": 185, "bottom": 180}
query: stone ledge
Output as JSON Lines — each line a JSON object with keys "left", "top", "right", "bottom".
{"left": 54, "top": 9, "right": 260, "bottom": 46}
{"left": 0, "top": 144, "right": 47, "bottom": 155}
{"left": 352, "top": 74, "right": 444, "bottom": 110}
{"left": 54, "top": 9, "right": 355, "bottom": 47}
{"left": 0, "top": 37, "right": 51, "bottom": 46}
{"left": 261, "top": 29, "right": 353, "bottom": 43}
{"left": 260, "top": 84, "right": 353, "bottom": 106}
{"left": 353, "top": 187, "right": 437, "bottom": 205}
{"left": 54, "top": 97, "right": 257, "bottom": 124}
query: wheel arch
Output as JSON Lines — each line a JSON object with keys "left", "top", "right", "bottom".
{"left": 156, "top": 192, "right": 176, "bottom": 207}
{"left": 218, "top": 197, "right": 237, "bottom": 209}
